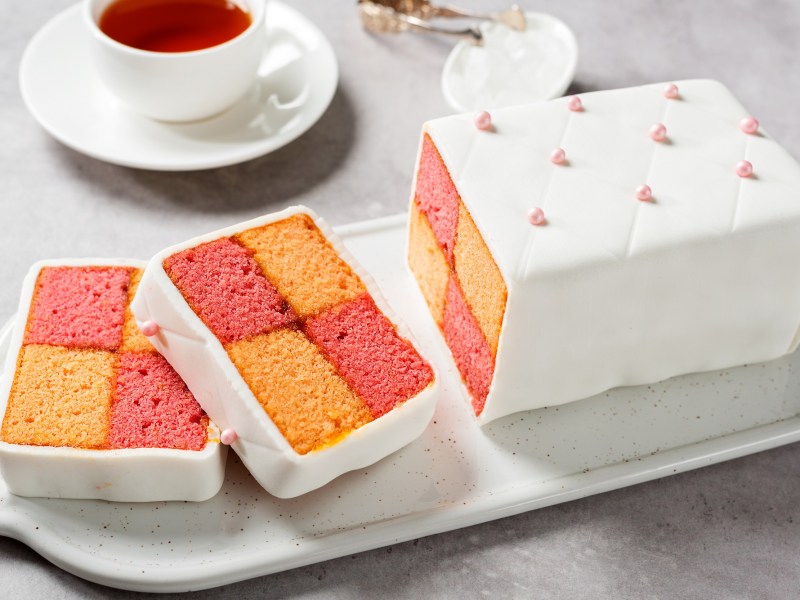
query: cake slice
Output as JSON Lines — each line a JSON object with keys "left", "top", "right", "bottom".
{"left": 408, "top": 79, "right": 800, "bottom": 423}
{"left": 131, "top": 206, "right": 437, "bottom": 498}
{"left": 0, "top": 259, "right": 226, "bottom": 501}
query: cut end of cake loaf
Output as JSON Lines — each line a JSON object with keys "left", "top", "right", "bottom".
{"left": 409, "top": 134, "right": 508, "bottom": 416}
{"left": 163, "top": 211, "right": 435, "bottom": 456}
{"left": 1, "top": 265, "right": 210, "bottom": 452}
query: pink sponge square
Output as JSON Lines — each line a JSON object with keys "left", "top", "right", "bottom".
{"left": 443, "top": 278, "right": 494, "bottom": 415}
{"left": 25, "top": 266, "right": 130, "bottom": 351}
{"left": 110, "top": 352, "right": 208, "bottom": 450}
{"left": 414, "top": 134, "right": 460, "bottom": 264}
{"left": 164, "top": 238, "right": 296, "bottom": 344}
{"left": 305, "top": 294, "right": 434, "bottom": 418}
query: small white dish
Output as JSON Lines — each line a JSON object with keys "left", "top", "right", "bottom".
{"left": 441, "top": 12, "right": 578, "bottom": 113}
{"left": 19, "top": 1, "right": 338, "bottom": 171}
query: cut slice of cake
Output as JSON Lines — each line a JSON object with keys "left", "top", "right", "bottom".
{"left": 408, "top": 79, "right": 800, "bottom": 424}
{"left": 0, "top": 259, "right": 227, "bottom": 501}
{"left": 131, "top": 206, "right": 437, "bottom": 498}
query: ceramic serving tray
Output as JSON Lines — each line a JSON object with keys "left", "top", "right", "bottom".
{"left": 1, "top": 214, "right": 798, "bottom": 592}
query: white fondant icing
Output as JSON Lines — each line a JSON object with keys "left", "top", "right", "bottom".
{"left": 131, "top": 206, "right": 439, "bottom": 498}
{"left": 415, "top": 80, "right": 800, "bottom": 424}
{"left": 0, "top": 259, "right": 227, "bottom": 502}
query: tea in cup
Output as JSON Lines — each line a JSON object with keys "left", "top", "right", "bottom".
{"left": 84, "top": 0, "right": 266, "bottom": 122}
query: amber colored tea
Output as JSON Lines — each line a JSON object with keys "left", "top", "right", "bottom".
{"left": 99, "top": 0, "right": 253, "bottom": 53}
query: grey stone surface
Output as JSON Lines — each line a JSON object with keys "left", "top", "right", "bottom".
{"left": 1, "top": 0, "right": 799, "bottom": 597}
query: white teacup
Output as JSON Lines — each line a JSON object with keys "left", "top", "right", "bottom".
{"left": 84, "top": 0, "right": 266, "bottom": 122}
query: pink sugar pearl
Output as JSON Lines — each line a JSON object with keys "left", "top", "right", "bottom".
{"left": 650, "top": 123, "right": 667, "bottom": 142}
{"left": 567, "top": 96, "right": 583, "bottom": 112}
{"left": 740, "top": 116, "right": 759, "bottom": 135}
{"left": 528, "top": 207, "right": 546, "bottom": 226}
{"left": 220, "top": 429, "right": 238, "bottom": 445}
{"left": 635, "top": 184, "right": 653, "bottom": 201}
{"left": 474, "top": 110, "right": 492, "bottom": 130}
{"left": 663, "top": 83, "right": 679, "bottom": 99}
{"left": 139, "top": 320, "right": 159, "bottom": 337}
{"left": 550, "top": 148, "right": 566, "bottom": 164}
{"left": 736, "top": 160, "right": 753, "bottom": 178}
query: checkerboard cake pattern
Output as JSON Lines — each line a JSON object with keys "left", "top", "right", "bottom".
{"left": 163, "top": 213, "right": 435, "bottom": 455}
{"left": 2, "top": 265, "right": 209, "bottom": 451}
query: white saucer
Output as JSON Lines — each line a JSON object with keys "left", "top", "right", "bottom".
{"left": 19, "top": 2, "right": 338, "bottom": 171}
{"left": 441, "top": 12, "right": 577, "bottom": 113}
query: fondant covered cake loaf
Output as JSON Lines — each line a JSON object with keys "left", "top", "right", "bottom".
{"left": 408, "top": 79, "right": 800, "bottom": 424}
{"left": 132, "top": 206, "right": 437, "bottom": 498}
{"left": 0, "top": 260, "right": 226, "bottom": 501}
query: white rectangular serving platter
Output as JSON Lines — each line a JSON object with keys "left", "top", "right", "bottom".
{"left": 1, "top": 214, "right": 799, "bottom": 593}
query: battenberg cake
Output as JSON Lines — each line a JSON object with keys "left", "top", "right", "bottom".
{"left": 131, "top": 206, "right": 437, "bottom": 498}
{"left": 408, "top": 79, "right": 800, "bottom": 424}
{"left": 0, "top": 259, "right": 227, "bottom": 501}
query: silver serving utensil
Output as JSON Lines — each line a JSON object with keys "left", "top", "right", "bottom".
{"left": 359, "top": 0, "right": 526, "bottom": 46}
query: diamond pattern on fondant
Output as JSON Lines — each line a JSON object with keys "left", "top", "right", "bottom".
{"left": 735, "top": 134, "right": 800, "bottom": 232}
{"left": 425, "top": 80, "right": 800, "bottom": 285}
